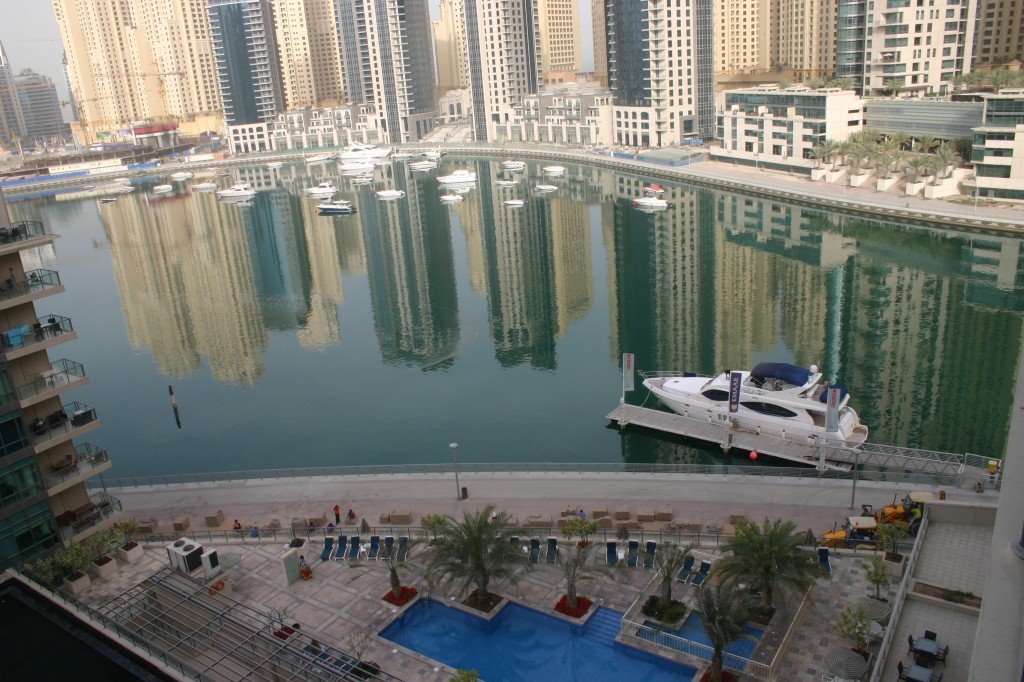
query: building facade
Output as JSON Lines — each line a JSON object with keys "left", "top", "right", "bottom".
{"left": 268, "top": 105, "right": 385, "bottom": 150}
{"left": 273, "top": 0, "right": 345, "bottom": 109}
{"left": 591, "top": 0, "right": 608, "bottom": 87}
{"left": 604, "top": 0, "right": 716, "bottom": 145}
{"left": 836, "top": 0, "right": 976, "bottom": 96}
{"left": 972, "top": 0, "right": 1024, "bottom": 68}
{"left": 499, "top": 84, "right": 614, "bottom": 145}
{"left": 0, "top": 42, "right": 25, "bottom": 150}
{"left": 774, "top": 0, "right": 837, "bottom": 81}
{"left": 0, "top": 189, "right": 120, "bottom": 571}
{"left": 971, "top": 89, "right": 1024, "bottom": 200}
{"left": 714, "top": 0, "right": 771, "bottom": 77}
{"left": 865, "top": 98, "right": 984, "bottom": 139}
{"left": 537, "top": 0, "right": 581, "bottom": 82}
{"left": 14, "top": 71, "right": 70, "bottom": 147}
{"left": 434, "top": 0, "right": 469, "bottom": 91}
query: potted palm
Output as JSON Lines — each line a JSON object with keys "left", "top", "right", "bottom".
{"left": 421, "top": 514, "right": 447, "bottom": 545}
{"left": 86, "top": 529, "right": 119, "bottom": 579}
{"left": 641, "top": 542, "right": 695, "bottom": 625}
{"left": 114, "top": 518, "right": 144, "bottom": 564}
{"left": 865, "top": 556, "right": 890, "bottom": 601}
{"left": 57, "top": 541, "right": 92, "bottom": 594}
{"left": 553, "top": 543, "right": 606, "bottom": 618}
{"left": 381, "top": 537, "right": 420, "bottom": 606}
{"left": 877, "top": 521, "right": 909, "bottom": 579}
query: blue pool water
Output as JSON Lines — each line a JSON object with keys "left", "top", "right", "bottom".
{"left": 380, "top": 600, "right": 696, "bottom": 681}
{"left": 642, "top": 611, "right": 763, "bottom": 668}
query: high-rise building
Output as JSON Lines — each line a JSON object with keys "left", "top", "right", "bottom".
{"left": 604, "top": 0, "right": 716, "bottom": 145}
{"left": 537, "top": 0, "right": 581, "bottom": 83}
{"left": 14, "top": 70, "right": 70, "bottom": 146}
{"left": 464, "top": 0, "right": 542, "bottom": 142}
{"left": 774, "top": 0, "right": 837, "bottom": 81}
{"left": 434, "top": 0, "right": 469, "bottom": 91}
{"left": 333, "top": 0, "right": 365, "bottom": 103}
{"left": 0, "top": 189, "right": 121, "bottom": 571}
{"left": 836, "top": 0, "right": 976, "bottom": 96}
{"left": 273, "top": 0, "right": 345, "bottom": 109}
{"left": 592, "top": 0, "right": 608, "bottom": 87}
{"left": 0, "top": 42, "right": 25, "bottom": 149}
{"left": 973, "top": 0, "right": 1024, "bottom": 68}
{"left": 714, "top": 0, "right": 772, "bottom": 76}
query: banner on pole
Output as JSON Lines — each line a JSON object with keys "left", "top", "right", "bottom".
{"left": 622, "top": 353, "right": 634, "bottom": 393}
{"left": 825, "top": 387, "right": 841, "bottom": 432}
{"left": 728, "top": 372, "right": 742, "bottom": 413}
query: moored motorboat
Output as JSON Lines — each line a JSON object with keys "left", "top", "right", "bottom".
{"left": 338, "top": 145, "right": 392, "bottom": 160}
{"left": 440, "top": 194, "right": 464, "bottom": 204}
{"left": 170, "top": 171, "right": 194, "bottom": 181}
{"left": 500, "top": 160, "right": 526, "bottom": 172}
{"left": 632, "top": 196, "right": 669, "bottom": 210}
{"left": 376, "top": 189, "right": 406, "bottom": 200}
{"left": 153, "top": 184, "right": 173, "bottom": 194}
{"left": 305, "top": 154, "right": 332, "bottom": 164}
{"left": 643, "top": 184, "right": 665, "bottom": 196}
{"left": 353, "top": 174, "right": 374, "bottom": 185}
{"left": 117, "top": 185, "right": 135, "bottom": 194}
{"left": 267, "top": 161, "right": 283, "bottom": 169}
{"left": 642, "top": 362, "right": 869, "bottom": 445}
{"left": 216, "top": 182, "right": 256, "bottom": 198}
{"left": 193, "top": 182, "right": 219, "bottom": 192}
{"left": 305, "top": 181, "right": 337, "bottom": 197}
{"left": 503, "top": 199, "right": 525, "bottom": 208}
{"left": 113, "top": 177, "right": 131, "bottom": 185}
{"left": 317, "top": 199, "right": 356, "bottom": 215}
{"left": 409, "top": 160, "right": 437, "bottom": 172}
{"left": 218, "top": 173, "right": 232, "bottom": 178}
{"left": 339, "top": 160, "right": 374, "bottom": 175}
{"left": 421, "top": 150, "right": 442, "bottom": 160}
{"left": 391, "top": 151, "right": 416, "bottom": 161}
{"left": 494, "top": 179, "right": 518, "bottom": 188}
{"left": 437, "top": 169, "right": 476, "bottom": 184}
{"left": 543, "top": 165, "right": 565, "bottom": 176}
{"left": 534, "top": 184, "right": 558, "bottom": 193}
{"left": 99, "top": 197, "right": 117, "bottom": 204}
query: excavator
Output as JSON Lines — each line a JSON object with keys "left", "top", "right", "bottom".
{"left": 822, "top": 491, "right": 933, "bottom": 548}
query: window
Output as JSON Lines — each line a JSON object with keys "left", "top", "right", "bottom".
{"left": 740, "top": 402, "right": 800, "bottom": 418}
{"left": 702, "top": 389, "right": 729, "bottom": 402}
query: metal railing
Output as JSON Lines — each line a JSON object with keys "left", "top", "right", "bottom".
{"left": 0, "top": 269, "right": 61, "bottom": 302}
{"left": 43, "top": 443, "right": 109, "bottom": 489}
{"left": 16, "top": 358, "right": 86, "bottom": 401}
{"left": 1, "top": 314, "right": 73, "bottom": 355}
{"left": 60, "top": 491, "right": 122, "bottom": 541}
{"left": 30, "top": 400, "right": 98, "bottom": 446}
{"left": 0, "top": 220, "right": 47, "bottom": 246}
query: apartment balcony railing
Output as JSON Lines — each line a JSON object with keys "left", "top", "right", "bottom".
{"left": 0, "top": 220, "right": 52, "bottom": 256}
{"left": 1, "top": 315, "right": 74, "bottom": 358}
{"left": 0, "top": 269, "right": 62, "bottom": 304}
{"left": 13, "top": 359, "right": 87, "bottom": 405}
{"left": 58, "top": 491, "right": 122, "bottom": 542}
{"left": 30, "top": 401, "right": 98, "bottom": 448}
{"left": 44, "top": 443, "right": 109, "bottom": 491}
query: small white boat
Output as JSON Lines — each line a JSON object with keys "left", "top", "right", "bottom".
{"left": 193, "top": 182, "right": 219, "bottom": 192}
{"left": 438, "top": 169, "right": 476, "bottom": 185}
{"left": 422, "top": 150, "right": 442, "bottom": 160}
{"left": 113, "top": 177, "right": 131, "bottom": 185}
{"left": 643, "top": 184, "right": 666, "bottom": 196}
{"left": 503, "top": 199, "right": 525, "bottom": 208}
{"left": 216, "top": 182, "right": 256, "bottom": 198}
{"left": 440, "top": 194, "right": 464, "bottom": 204}
{"left": 170, "top": 171, "right": 194, "bottom": 181}
{"left": 543, "top": 165, "right": 566, "bottom": 176}
{"left": 409, "top": 160, "right": 437, "bottom": 172}
{"left": 82, "top": 185, "right": 96, "bottom": 191}
{"left": 99, "top": 197, "right": 118, "bottom": 204}
{"left": 451, "top": 185, "right": 474, "bottom": 195}
{"left": 305, "top": 154, "right": 332, "bottom": 164}
{"left": 317, "top": 199, "right": 356, "bottom": 215}
{"left": 376, "top": 189, "right": 406, "bottom": 200}
{"left": 353, "top": 175, "right": 374, "bottom": 186}
{"left": 632, "top": 196, "right": 669, "bottom": 210}
{"left": 534, "top": 184, "right": 558, "bottom": 193}
{"left": 218, "top": 173, "right": 232, "bottom": 178}
{"left": 153, "top": 184, "right": 173, "bottom": 194}
{"left": 267, "top": 161, "right": 283, "bottom": 169}
{"left": 494, "top": 179, "right": 519, "bottom": 188}
{"left": 338, "top": 145, "right": 392, "bottom": 160}
{"left": 117, "top": 185, "right": 135, "bottom": 194}
{"left": 339, "top": 160, "right": 375, "bottom": 175}
{"left": 391, "top": 151, "right": 417, "bottom": 161}
{"left": 305, "top": 182, "right": 337, "bottom": 197}
{"left": 500, "top": 160, "right": 526, "bottom": 172}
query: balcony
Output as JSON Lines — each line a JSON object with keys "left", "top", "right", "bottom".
{"left": 44, "top": 443, "right": 110, "bottom": 495}
{"left": 1, "top": 315, "right": 75, "bottom": 361}
{"left": 11, "top": 359, "right": 88, "bottom": 409}
{"left": 30, "top": 401, "right": 99, "bottom": 452}
{"left": 57, "top": 491, "right": 122, "bottom": 542}
{"left": 0, "top": 221, "right": 56, "bottom": 258}
{"left": 0, "top": 269, "right": 63, "bottom": 310}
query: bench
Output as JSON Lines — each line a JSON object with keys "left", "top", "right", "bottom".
{"left": 655, "top": 510, "right": 673, "bottom": 522}
{"left": 204, "top": 510, "right": 225, "bottom": 528}
{"left": 389, "top": 512, "right": 412, "bottom": 525}
{"left": 596, "top": 517, "right": 613, "bottom": 528}
{"left": 592, "top": 509, "right": 609, "bottom": 519}
{"left": 137, "top": 518, "right": 159, "bottom": 534}
{"left": 637, "top": 512, "right": 657, "bottom": 523}
{"left": 614, "top": 510, "right": 631, "bottom": 520}
{"left": 173, "top": 516, "right": 191, "bottom": 532}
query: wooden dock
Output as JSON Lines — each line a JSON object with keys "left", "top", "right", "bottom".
{"left": 606, "top": 403, "right": 990, "bottom": 481}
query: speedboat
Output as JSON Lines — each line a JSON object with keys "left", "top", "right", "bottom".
{"left": 305, "top": 154, "right": 332, "bottom": 164}
{"left": 494, "top": 179, "right": 518, "bottom": 188}
{"left": 170, "top": 171, "right": 194, "bottom": 181}
{"left": 503, "top": 199, "right": 525, "bottom": 208}
{"left": 113, "top": 177, "right": 131, "bottom": 185}
{"left": 218, "top": 173, "right": 232, "bottom": 179}
{"left": 305, "top": 182, "right": 337, "bottom": 197}
{"left": 632, "top": 196, "right": 669, "bottom": 211}
{"left": 117, "top": 185, "right": 135, "bottom": 194}
{"left": 338, "top": 145, "right": 391, "bottom": 160}
{"left": 216, "top": 182, "right": 256, "bottom": 198}
{"left": 422, "top": 150, "right": 442, "bottom": 160}
{"left": 376, "top": 189, "right": 406, "bottom": 200}
{"left": 391, "top": 151, "right": 417, "bottom": 161}
{"left": 440, "top": 194, "right": 464, "bottom": 204}
{"left": 99, "top": 197, "right": 117, "bottom": 204}
{"left": 643, "top": 184, "right": 665, "bottom": 196}
{"left": 500, "top": 160, "right": 526, "bottom": 172}
{"left": 353, "top": 174, "right": 374, "bottom": 186}
{"left": 153, "top": 184, "right": 173, "bottom": 194}
{"left": 82, "top": 185, "right": 96, "bottom": 191}
{"left": 437, "top": 169, "right": 476, "bottom": 185}
{"left": 267, "top": 161, "right": 283, "bottom": 169}
{"left": 339, "top": 160, "right": 374, "bottom": 175}
{"left": 409, "top": 160, "right": 437, "bottom": 172}
{"left": 543, "top": 166, "right": 566, "bottom": 176}
{"left": 642, "top": 362, "right": 869, "bottom": 445}
{"left": 193, "top": 182, "right": 219, "bottom": 192}
{"left": 317, "top": 199, "right": 356, "bottom": 215}
{"left": 534, "top": 184, "right": 558, "bottom": 193}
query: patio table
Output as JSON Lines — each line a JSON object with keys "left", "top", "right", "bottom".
{"left": 906, "top": 664, "right": 933, "bottom": 682}
{"left": 914, "top": 637, "right": 939, "bottom": 657}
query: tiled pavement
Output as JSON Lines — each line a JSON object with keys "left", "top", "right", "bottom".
{"left": 914, "top": 522, "right": 992, "bottom": 596}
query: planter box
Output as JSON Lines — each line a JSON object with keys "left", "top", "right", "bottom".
{"left": 849, "top": 173, "right": 870, "bottom": 187}
{"left": 924, "top": 178, "right": 959, "bottom": 199}
{"left": 905, "top": 181, "right": 925, "bottom": 196}
{"left": 92, "top": 556, "right": 119, "bottom": 579}
{"left": 64, "top": 572, "right": 91, "bottom": 595}
{"left": 810, "top": 168, "right": 827, "bottom": 181}
{"left": 876, "top": 176, "right": 899, "bottom": 192}
{"left": 826, "top": 169, "right": 846, "bottom": 184}
{"left": 885, "top": 557, "right": 905, "bottom": 580}
{"left": 117, "top": 542, "right": 144, "bottom": 564}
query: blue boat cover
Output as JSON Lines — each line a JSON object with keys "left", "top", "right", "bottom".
{"left": 750, "top": 362, "right": 811, "bottom": 386}
{"left": 819, "top": 381, "right": 849, "bottom": 403}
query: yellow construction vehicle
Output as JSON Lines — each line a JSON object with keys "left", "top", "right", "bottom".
{"left": 822, "top": 516, "right": 879, "bottom": 549}
{"left": 861, "top": 491, "right": 933, "bottom": 536}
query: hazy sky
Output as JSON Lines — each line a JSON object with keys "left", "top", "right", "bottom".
{"left": 0, "top": 0, "right": 595, "bottom": 115}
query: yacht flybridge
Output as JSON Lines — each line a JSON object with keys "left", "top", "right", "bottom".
{"left": 642, "top": 362, "right": 868, "bottom": 445}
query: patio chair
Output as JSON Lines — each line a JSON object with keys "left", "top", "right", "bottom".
{"left": 818, "top": 547, "right": 832, "bottom": 574}
{"left": 396, "top": 536, "right": 409, "bottom": 561}
{"left": 936, "top": 645, "right": 948, "bottom": 663}
{"left": 346, "top": 535, "right": 360, "bottom": 560}
{"left": 509, "top": 535, "right": 520, "bottom": 546}
{"left": 319, "top": 536, "right": 334, "bottom": 561}
{"left": 690, "top": 560, "right": 711, "bottom": 587}
{"left": 897, "top": 661, "right": 909, "bottom": 681}
{"left": 676, "top": 555, "right": 696, "bottom": 582}
{"left": 606, "top": 541, "right": 617, "bottom": 566}
{"left": 924, "top": 630, "right": 937, "bottom": 641}
{"left": 367, "top": 535, "right": 381, "bottom": 560}
{"left": 626, "top": 540, "right": 639, "bottom": 567}
{"left": 643, "top": 541, "right": 657, "bottom": 568}
{"left": 546, "top": 537, "right": 557, "bottom": 563}
{"left": 380, "top": 535, "right": 394, "bottom": 560}
{"left": 529, "top": 538, "right": 540, "bottom": 563}
{"left": 332, "top": 535, "right": 347, "bottom": 561}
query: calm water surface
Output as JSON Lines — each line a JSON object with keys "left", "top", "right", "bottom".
{"left": 7, "top": 157, "right": 1022, "bottom": 477}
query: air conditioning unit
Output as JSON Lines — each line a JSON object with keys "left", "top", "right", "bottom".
{"left": 201, "top": 549, "right": 221, "bottom": 579}
{"left": 167, "top": 537, "right": 204, "bottom": 574}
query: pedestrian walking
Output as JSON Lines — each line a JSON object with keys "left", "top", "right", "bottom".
{"left": 333, "top": 504, "right": 341, "bottom": 525}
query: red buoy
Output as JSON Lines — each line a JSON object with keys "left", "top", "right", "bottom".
{"left": 749, "top": 451, "right": 758, "bottom": 461}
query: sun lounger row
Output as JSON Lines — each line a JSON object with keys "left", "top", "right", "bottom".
{"left": 319, "top": 535, "right": 408, "bottom": 562}
{"left": 602, "top": 540, "right": 676, "bottom": 569}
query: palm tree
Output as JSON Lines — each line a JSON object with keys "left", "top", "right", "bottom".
{"left": 914, "top": 134, "right": 939, "bottom": 154}
{"left": 875, "top": 149, "right": 904, "bottom": 179}
{"left": 950, "top": 74, "right": 967, "bottom": 93}
{"left": 425, "top": 505, "right": 529, "bottom": 608}
{"left": 833, "top": 140, "right": 852, "bottom": 168}
{"left": 934, "top": 142, "right": 961, "bottom": 179}
{"left": 888, "top": 132, "right": 911, "bottom": 151}
{"left": 382, "top": 537, "right": 421, "bottom": 600}
{"left": 987, "top": 69, "right": 1015, "bottom": 93}
{"left": 714, "top": 518, "right": 821, "bottom": 610}
{"left": 555, "top": 543, "right": 607, "bottom": 610}
{"left": 882, "top": 78, "right": 902, "bottom": 98}
{"left": 809, "top": 143, "right": 830, "bottom": 169}
{"left": 907, "top": 157, "right": 931, "bottom": 183}
{"left": 653, "top": 542, "right": 697, "bottom": 609}
{"left": 696, "top": 583, "right": 755, "bottom": 682}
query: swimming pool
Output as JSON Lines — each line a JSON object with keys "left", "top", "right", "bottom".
{"left": 380, "top": 600, "right": 696, "bottom": 681}
{"left": 642, "top": 611, "right": 763, "bottom": 668}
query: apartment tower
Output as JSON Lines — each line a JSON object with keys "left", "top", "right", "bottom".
{"left": 434, "top": 0, "right": 470, "bottom": 91}
{"left": 537, "top": 0, "right": 582, "bottom": 82}
{"left": 774, "top": 0, "right": 837, "bottom": 81}
{"left": 714, "top": 0, "right": 772, "bottom": 77}
{"left": 0, "top": 42, "right": 25, "bottom": 149}
{"left": 273, "top": 0, "right": 346, "bottom": 109}
{"left": 592, "top": 0, "right": 608, "bottom": 86}
{"left": 14, "top": 71, "right": 70, "bottom": 146}
{"left": 973, "top": 0, "right": 1024, "bottom": 68}
{"left": 0, "top": 189, "right": 119, "bottom": 571}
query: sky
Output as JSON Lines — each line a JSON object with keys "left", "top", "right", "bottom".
{"left": 0, "top": 0, "right": 596, "bottom": 119}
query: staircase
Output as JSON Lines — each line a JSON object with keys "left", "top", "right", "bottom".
{"left": 584, "top": 607, "right": 623, "bottom": 644}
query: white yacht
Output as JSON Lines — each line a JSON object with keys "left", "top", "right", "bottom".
{"left": 317, "top": 199, "right": 356, "bottom": 215}
{"left": 116, "top": 185, "right": 135, "bottom": 194}
{"left": 113, "top": 177, "right": 132, "bottom": 185}
{"left": 391, "top": 151, "right": 417, "bottom": 161}
{"left": 152, "top": 184, "right": 173, "bottom": 194}
{"left": 409, "top": 160, "right": 437, "bottom": 172}
{"left": 534, "top": 184, "right": 558, "bottom": 193}
{"left": 170, "top": 171, "right": 194, "bottom": 181}
{"left": 421, "top": 150, "right": 442, "bottom": 160}
{"left": 305, "top": 154, "right": 332, "bottom": 164}
{"left": 543, "top": 165, "right": 566, "bottom": 176}
{"left": 503, "top": 199, "right": 525, "bottom": 208}
{"left": 632, "top": 196, "right": 669, "bottom": 210}
{"left": 339, "top": 160, "right": 375, "bottom": 175}
{"left": 376, "top": 189, "right": 406, "bottom": 200}
{"left": 642, "top": 363, "right": 868, "bottom": 445}
{"left": 216, "top": 182, "right": 256, "bottom": 199}
{"left": 338, "top": 145, "right": 392, "bottom": 160}
{"left": 267, "top": 161, "right": 283, "bottom": 169}
{"left": 99, "top": 197, "right": 118, "bottom": 204}
{"left": 440, "top": 194, "right": 464, "bottom": 204}
{"left": 494, "top": 179, "right": 519, "bottom": 188}
{"left": 437, "top": 169, "right": 476, "bottom": 185}
{"left": 193, "top": 182, "right": 219, "bottom": 192}
{"left": 500, "top": 160, "right": 526, "bottom": 172}
{"left": 305, "top": 182, "right": 338, "bottom": 197}
{"left": 353, "top": 174, "right": 374, "bottom": 185}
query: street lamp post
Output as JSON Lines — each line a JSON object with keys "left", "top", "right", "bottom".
{"left": 450, "top": 442, "right": 460, "bottom": 500}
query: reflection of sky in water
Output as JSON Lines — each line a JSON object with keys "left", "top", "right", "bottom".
{"left": 7, "top": 157, "right": 1024, "bottom": 477}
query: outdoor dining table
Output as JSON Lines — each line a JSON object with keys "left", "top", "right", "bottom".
{"left": 906, "top": 664, "right": 933, "bottom": 682}
{"left": 914, "top": 637, "right": 940, "bottom": 657}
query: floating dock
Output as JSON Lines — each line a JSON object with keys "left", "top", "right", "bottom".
{"left": 607, "top": 403, "right": 992, "bottom": 482}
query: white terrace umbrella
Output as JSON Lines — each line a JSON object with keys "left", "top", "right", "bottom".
{"left": 857, "top": 596, "right": 892, "bottom": 622}
{"left": 825, "top": 648, "right": 869, "bottom": 680}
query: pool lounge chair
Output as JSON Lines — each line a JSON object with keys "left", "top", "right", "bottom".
{"left": 396, "top": 536, "right": 409, "bottom": 561}
{"left": 380, "top": 535, "right": 394, "bottom": 560}
{"left": 529, "top": 538, "right": 540, "bottom": 563}
{"left": 675, "top": 555, "right": 696, "bottom": 582}
{"left": 546, "top": 537, "right": 557, "bottom": 563}
{"left": 627, "top": 540, "right": 639, "bottom": 567}
{"left": 643, "top": 541, "right": 657, "bottom": 568}
{"left": 606, "top": 541, "right": 617, "bottom": 566}
{"left": 347, "top": 536, "right": 360, "bottom": 560}
{"left": 320, "top": 536, "right": 334, "bottom": 561}
{"left": 367, "top": 535, "right": 380, "bottom": 559}
{"left": 690, "top": 560, "right": 711, "bottom": 586}
{"left": 818, "top": 547, "right": 832, "bottom": 574}
{"left": 333, "top": 535, "right": 347, "bottom": 561}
